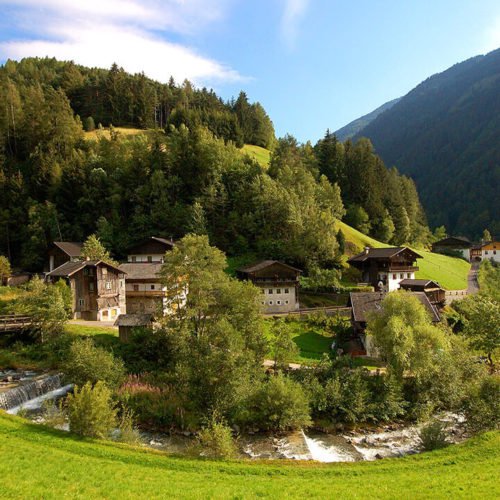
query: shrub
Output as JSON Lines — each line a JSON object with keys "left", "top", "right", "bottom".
{"left": 250, "top": 373, "right": 311, "bottom": 431}
{"left": 115, "top": 408, "right": 141, "bottom": 445}
{"left": 464, "top": 376, "right": 500, "bottom": 433}
{"left": 66, "top": 382, "right": 117, "bottom": 438}
{"left": 418, "top": 420, "right": 448, "bottom": 451}
{"left": 84, "top": 116, "right": 95, "bottom": 132}
{"left": 196, "top": 415, "right": 237, "bottom": 459}
{"left": 63, "top": 338, "right": 125, "bottom": 389}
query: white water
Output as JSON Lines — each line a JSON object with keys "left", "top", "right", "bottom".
{"left": 301, "top": 430, "right": 357, "bottom": 462}
{"left": 7, "top": 384, "right": 73, "bottom": 415}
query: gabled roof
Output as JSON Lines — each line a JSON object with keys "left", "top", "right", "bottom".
{"left": 399, "top": 279, "right": 442, "bottom": 289}
{"left": 238, "top": 260, "right": 302, "bottom": 274}
{"left": 119, "top": 263, "right": 163, "bottom": 280}
{"left": 52, "top": 241, "right": 83, "bottom": 257}
{"left": 349, "top": 291, "right": 440, "bottom": 323}
{"left": 127, "top": 237, "right": 175, "bottom": 254}
{"left": 151, "top": 237, "right": 175, "bottom": 247}
{"left": 114, "top": 314, "right": 153, "bottom": 327}
{"left": 47, "top": 260, "right": 126, "bottom": 278}
{"left": 348, "top": 247, "right": 422, "bottom": 263}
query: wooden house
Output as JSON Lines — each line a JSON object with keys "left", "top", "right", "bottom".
{"left": 115, "top": 313, "right": 153, "bottom": 342}
{"left": 237, "top": 260, "right": 302, "bottom": 314}
{"left": 126, "top": 237, "right": 174, "bottom": 263}
{"left": 431, "top": 236, "right": 471, "bottom": 261}
{"left": 348, "top": 291, "right": 441, "bottom": 357}
{"left": 470, "top": 241, "right": 499, "bottom": 263}
{"left": 348, "top": 247, "right": 422, "bottom": 292}
{"left": 46, "top": 260, "right": 126, "bottom": 321}
{"left": 46, "top": 242, "right": 83, "bottom": 272}
{"left": 399, "top": 279, "right": 446, "bottom": 306}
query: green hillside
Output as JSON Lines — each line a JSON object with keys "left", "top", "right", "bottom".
{"left": 336, "top": 221, "right": 470, "bottom": 290}
{"left": 241, "top": 144, "right": 271, "bottom": 167}
{"left": 0, "top": 414, "right": 498, "bottom": 499}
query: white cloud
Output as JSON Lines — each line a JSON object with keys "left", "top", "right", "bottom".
{"left": 280, "top": 0, "right": 310, "bottom": 48}
{"left": 481, "top": 16, "right": 500, "bottom": 54}
{"left": 0, "top": 0, "right": 243, "bottom": 84}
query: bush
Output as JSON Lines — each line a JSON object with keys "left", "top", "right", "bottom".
{"left": 465, "top": 376, "right": 500, "bottom": 433}
{"left": 250, "top": 373, "right": 311, "bottom": 431}
{"left": 84, "top": 116, "right": 95, "bottom": 132}
{"left": 115, "top": 408, "right": 141, "bottom": 445}
{"left": 419, "top": 420, "right": 448, "bottom": 451}
{"left": 196, "top": 415, "right": 237, "bottom": 459}
{"left": 63, "top": 338, "right": 125, "bottom": 389}
{"left": 66, "top": 382, "right": 117, "bottom": 438}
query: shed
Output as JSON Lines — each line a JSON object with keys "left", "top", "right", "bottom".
{"left": 114, "top": 314, "right": 153, "bottom": 342}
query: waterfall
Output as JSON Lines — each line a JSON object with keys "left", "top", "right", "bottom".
{"left": 0, "top": 374, "right": 66, "bottom": 412}
{"left": 300, "top": 430, "right": 357, "bottom": 462}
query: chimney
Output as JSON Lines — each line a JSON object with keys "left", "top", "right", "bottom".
{"left": 364, "top": 246, "right": 370, "bottom": 255}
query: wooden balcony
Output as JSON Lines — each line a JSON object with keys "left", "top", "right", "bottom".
{"left": 126, "top": 290, "right": 166, "bottom": 297}
{"left": 387, "top": 266, "right": 419, "bottom": 272}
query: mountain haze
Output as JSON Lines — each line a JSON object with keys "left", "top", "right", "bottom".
{"left": 351, "top": 48, "right": 500, "bottom": 238}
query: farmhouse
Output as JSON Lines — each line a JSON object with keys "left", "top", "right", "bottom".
{"left": 126, "top": 237, "right": 174, "bottom": 263}
{"left": 348, "top": 247, "right": 422, "bottom": 292}
{"left": 348, "top": 291, "right": 441, "bottom": 357}
{"left": 398, "top": 279, "right": 446, "bottom": 306}
{"left": 46, "top": 260, "right": 126, "bottom": 321}
{"left": 431, "top": 236, "right": 471, "bottom": 260}
{"left": 46, "top": 241, "right": 83, "bottom": 272}
{"left": 470, "top": 241, "right": 500, "bottom": 263}
{"left": 237, "top": 260, "right": 302, "bottom": 314}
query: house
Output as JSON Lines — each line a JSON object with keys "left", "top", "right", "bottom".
{"left": 114, "top": 313, "right": 153, "bottom": 342}
{"left": 470, "top": 241, "right": 500, "bottom": 263}
{"left": 431, "top": 236, "right": 471, "bottom": 261}
{"left": 46, "top": 260, "right": 126, "bottom": 321}
{"left": 348, "top": 291, "right": 441, "bottom": 357}
{"left": 126, "top": 237, "right": 174, "bottom": 263}
{"left": 46, "top": 242, "right": 83, "bottom": 272}
{"left": 398, "top": 279, "right": 446, "bottom": 307}
{"left": 237, "top": 260, "right": 302, "bottom": 314}
{"left": 348, "top": 247, "right": 422, "bottom": 292}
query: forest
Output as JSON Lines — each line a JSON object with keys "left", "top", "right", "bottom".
{"left": 0, "top": 57, "right": 431, "bottom": 271}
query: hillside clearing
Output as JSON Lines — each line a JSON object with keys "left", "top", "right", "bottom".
{"left": 83, "top": 127, "right": 149, "bottom": 141}
{"left": 0, "top": 414, "right": 498, "bottom": 499}
{"left": 241, "top": 144, "right": 271, "bottom": 167}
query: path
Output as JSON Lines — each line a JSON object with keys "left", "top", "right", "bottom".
{"left": 467, "top": 262, "right": 480, "bottom": 295}
{"left": 69, "top": 320, "right": 117, "bottom": 328}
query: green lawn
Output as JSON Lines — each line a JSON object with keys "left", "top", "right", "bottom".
{"left": 241, "top": 144, "right": 271, "bottom": 168}
{"left": 0, "top": 413, "right": 498, "bottom": 499}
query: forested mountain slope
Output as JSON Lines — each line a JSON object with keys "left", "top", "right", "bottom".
{"left": 353, "top": 48, "right": 500, "bottom": 238}
{"left": 334, "top": 98, "right": 400, "bottom": 141}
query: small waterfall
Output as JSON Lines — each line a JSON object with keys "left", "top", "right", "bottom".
{"left": 0, "top": 374, "right": 65, "bottom": 411}
{"left": 300, "top": 430, "right": 357, "bottom": 462}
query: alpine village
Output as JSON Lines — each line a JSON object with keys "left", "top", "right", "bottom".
{"left": 0, "top": 17, "right": 499, "bottom": 500}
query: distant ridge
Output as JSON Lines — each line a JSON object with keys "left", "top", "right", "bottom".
{"left": 334, "top": 98, "right": 400, "bottom": 142}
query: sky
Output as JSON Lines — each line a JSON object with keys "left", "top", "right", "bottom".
{"left": 0, "top": 0, "right": 499, "bottom": 143}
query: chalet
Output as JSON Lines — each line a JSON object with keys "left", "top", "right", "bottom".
{"left": 470, "top": 241, "right": 500, "bottom": 263}
{"left": 348, "top": 291, "right": 441, "bottom": 357}
{"left": 46, "top": 260, "right": 126, "bottom": 321}
{"left": 431, "top": 236, "right": 471, "bottom": 261}
{"left": 115, "top": 313, "right": 153, "bottom": 342}
{"left": 237, "top": 260, "right": 302, "bottom": 314}
{"left": 126, "top": 237, "right": 174, "bottom": 263}
{"left": 46, "top": 242, "right": 83, "bottom": 272}
{"left": 348, "top": 247, "right": 422, "bottom": 292}
{"left": 399, "top": 279, "right": 446, "bottom": 307}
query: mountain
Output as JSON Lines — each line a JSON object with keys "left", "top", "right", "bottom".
{"left": 334, "top": 98, "right": 400, "bottom": 141}
{"left": 351, "top": 48, "right": 500, "bottom": 239}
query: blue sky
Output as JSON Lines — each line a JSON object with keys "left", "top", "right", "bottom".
{"left": 0, "top": 0, "right": 499, "bottom": 142}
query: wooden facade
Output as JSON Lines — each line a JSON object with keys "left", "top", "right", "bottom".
{"left": 399, "top": 279, "right": 446, "bottom": 306}
{"left": 46, "top": 242, "right": 83, "bottom": 272}
{"left": 126, "top": 237, "right": 175, "bottom": 263}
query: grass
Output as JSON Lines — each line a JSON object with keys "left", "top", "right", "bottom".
{"left": 241, "top": 144, "right": 271, "bottom": 168}
{"left": 0, "top": 413, "right": 498, "bottom": 499}
{"left": 0, "top": 286, "right": 22, "bottom": 314}
{"left": 83, "top": 127, "right": 151, "bottom": 141}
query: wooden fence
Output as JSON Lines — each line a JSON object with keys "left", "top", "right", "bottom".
{"left": 0, "top": 315, "right": 33, "bottom": 333}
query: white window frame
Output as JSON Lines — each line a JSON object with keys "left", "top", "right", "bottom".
{"left": 105, "top": 281, "right": 112, "bottom": 290}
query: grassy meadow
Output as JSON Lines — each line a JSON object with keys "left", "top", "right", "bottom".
{"left": 241, "top": 144, "right": 271, "bottom": 167}
{"left": 0, "top": 413, "right": 498, "bottom": 499}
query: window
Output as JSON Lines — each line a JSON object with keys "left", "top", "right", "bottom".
{"left": 400, "top": 273, "right": 404, "bottom": 279}
{"left": 407, "top": 273, "right": 411, "bottom": 279}
{"left": 106, "top": 281, "right": 112, "bottom": 290}
{"left": 133, "top": 285, "right": 139, "bottom": 291}
{"left": 392, "top": 274, "right": 397, "bottom": 280}
{"left": 285, "top": 300, "right": 289, "bottom": 305}
{"left": 268, "top": 289, "right": 273, "bottom": 294}
{"left": 102, "top": 267, "right": 107, "bottom": 276}
{"left": 269, "top": 300, "right": 273, "bottom": 305}
{"left": 84, "top": 268, "right": 89, "bottom": 276}
{"left": 147, "top": 256, "right": 152, "bottom": 263}
{"left": 89, "top": 282, "right": 94, "bottom": 292}
{"left": 150, "top": 284, "right": 155, "bottom": 290}
{"left": 261, "top": 289, "right": 265, "bottom": 294}
{"left": 284, "top": 288, "right": 289, "bottom": 294}
{"left": 277, "top": 300, "right": 281, "bottom": 305}
{"left": 131, "top": 256, "right": 136, "bottom": 263}
{"left": 276, "top": 289, "right": 281, "bottom": 294}
{"left": 78, "top": 298, "right": 84, "bottom": 307}
{"left": 485, "top": 251, "right": 489, "bottom": 255}
{"left": 494, "top": 251, "right": 497, "bottom": 255}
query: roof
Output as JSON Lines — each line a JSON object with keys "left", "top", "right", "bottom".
{"left": 52, "top": 241, "right": 83, "bottom": 257}
{"left": 348, "top": 247, "right": 422, "bottom": 263}
{"left": 151, "top": 237, "right": 175, "bottom": 248}
{"left": 46, "top": 259, "right": 126, "bottom": 278}
{"left": 399, "top": 279, "right": 442, "bottom": 289}
{"left": 119, "top": 263, "right": 163, "bottom": 280}
{"left": 238, "top": 260, "right": 303, "bottom": 274}
{"left": 349, "top": 291, "right": 441, "bottom": 323}
{"left": 114, "top": 314, "right": 153, "bottom": 327}
{"left": 432, "top": 236, "right": 471, "bottom": 248}
{"left": 127, "top": 237, "right": 175, "bottom": 254}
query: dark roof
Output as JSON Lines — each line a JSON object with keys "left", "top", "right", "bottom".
{"left": 119, "top": 263, "right": 163, "bottom": 280}
{"left": 151, "top": 237, "right": 175, "bottom": 248}
{"left": 432, "top": 236, "right": 471, "bottom": 248}
{"left": 114, "top": 314, "right": 153, "bottom": 327}
{"left": 238, "top": 260, "right": 302, "bottom": 274}
{"left": 349, "top": 291, "right": 440, "bottom": 323}
{"left": 127, "top": 237, "right": 175, "bottom": 254}
{"left": 47, "top": 260, "right": 125, "bottom": 278}
{"left": 348, "top": 247, "right": 422, "bottom": 263}
{"left": 52, "top": 241, "right": 83, "bottom": 257}
{"left": 399, "top": 279, "right": 442, "bottom": 289}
